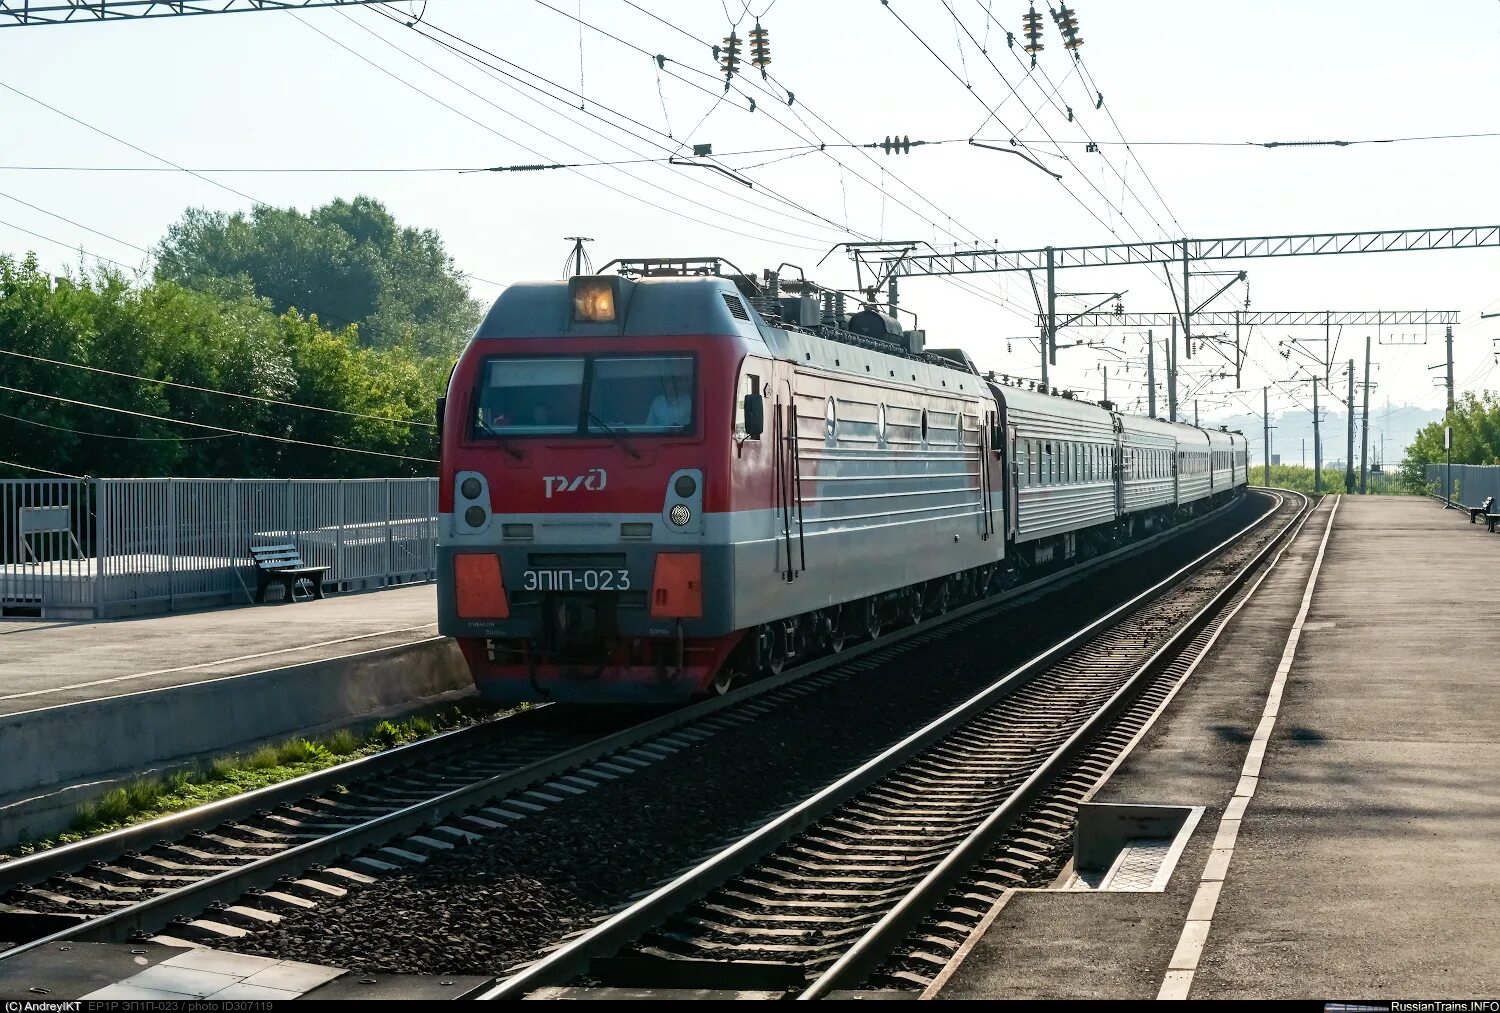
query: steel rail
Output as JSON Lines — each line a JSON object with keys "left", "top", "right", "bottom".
{"left": 0, "top": 493, "right": 1249, "bottom": 962}
{"left": 0, "top": 705, "right": 564, "bottom": 888}
{"left": 800, "top": 489, "right": 1311, "bottom": 998}
{"left": 479, "top": 489, "right": 1296, "bottom": 999}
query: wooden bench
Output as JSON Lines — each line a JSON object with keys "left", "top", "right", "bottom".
{"left": 250, "top": 544, "right": 330, "bottom": 603}
{"left": 1467, "top": 496, "right": 1495, "bottom": 523}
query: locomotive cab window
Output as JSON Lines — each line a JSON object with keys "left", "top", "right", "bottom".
{"left": 474, "top": 357, "right": 584, "bottom": 435}
{"left": 472, "top": 354, "right": 696, "bottom": 438}
{"left": 590, "top": 356, "right": 695, "bottom": 433}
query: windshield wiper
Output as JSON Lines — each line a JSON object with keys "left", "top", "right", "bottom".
{"left": 587, "top": 411, "right": 642, "bottom": 460}
{"left": 473, "top": 416, "right": 524, "bottom": 460}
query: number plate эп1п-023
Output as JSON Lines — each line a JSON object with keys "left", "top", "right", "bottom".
{"left": 521, "top": 569, "right": 632, "bottom": 592}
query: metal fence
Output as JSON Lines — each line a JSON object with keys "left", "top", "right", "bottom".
{"left": 1424, "top": 463, "right": 1500, "bottom": 508}
{"left": 1, "top": 478, "right": 437, "bottom": 618}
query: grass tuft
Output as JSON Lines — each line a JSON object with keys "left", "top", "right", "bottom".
{"left": 1, "top": 703, "right": 506, "bottom": 859}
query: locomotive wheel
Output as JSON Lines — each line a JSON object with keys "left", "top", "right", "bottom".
{"left": 932, "top": 582, "right": 951, "bottom": 616}
{"left": 863, "top": 599, "right": 882, "bottom": 641}
{"left": 826, "top": 606, "right": 847, "bottom": 654}
{"left": 756, "top": 624, "right": 785, "bottom": 676}
{"left": 904, "top": 588, "right": 924, "bottom": 626}
{"left": 711, "top": 662, "right": 746, "bottom": 696}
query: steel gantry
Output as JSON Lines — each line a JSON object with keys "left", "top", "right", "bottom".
{"left": 884, "top": 226, "right": 1500, "bottom": 277}
{"left": 1033, "top": 309, "right": 1462, "bottom": 329}
{"left": 0, "top": 0, "right": 391, "bottom": 26}
{"left": 876, "top": 224, "right": 1498, "bottom": 417}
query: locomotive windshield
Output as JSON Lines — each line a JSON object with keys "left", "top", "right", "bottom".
{"left": 473, "top": 355, "right": 695, "bottom": 437}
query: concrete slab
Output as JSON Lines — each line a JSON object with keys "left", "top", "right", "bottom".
{"left": 936, "top": 496, "right": 1334, "bottom": 1000}
{"left": 0, "top": 584, "right": 438, "bottom": 714}
{"left": 937, "top": 496, "right": 1500, "bottom": 999}
{"left": 0, "top": 585, "right": 474, "bottom": 844}
{"left": 1190, "top": 496, "right": 1500, "bottom": 998}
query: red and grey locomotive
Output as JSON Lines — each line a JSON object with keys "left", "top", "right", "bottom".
{"left": 436, "top": 257, "right": 1246, "bottom": 703}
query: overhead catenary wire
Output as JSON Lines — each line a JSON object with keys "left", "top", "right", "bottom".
{"left": 357, "top": 5, "right": 855, "bottom": 244}
{"left": 0, "top": 348, "right": 438, "bottom": 428}
{"left": 0, "top": 385, "right": 439, "bottom": 464}
{"left": 604, "top": 0, "right": 1035, "bottom": 319}
{"left": 294, "top": 12, "right": 834, "bottom": 253}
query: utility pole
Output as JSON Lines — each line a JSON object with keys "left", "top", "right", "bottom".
{"left": 1042, "top": 247, "right": 1057, "bottom": 389}
{"left": 1102, "top": 366, "right": 1109, "bottom": 404}
{"left": 1181, "top": 239, "right": 1192, "bottom": 362}
{"left": 1194, "top": 399, "right": 1199, "bottom": 427}
{"left": 1169, "top": 319, "right": 1179, "bottom": 422}
{"left": 1360, "top": 336, "right": 1372, "bottom": 493}
{"left": 1233, "top": 310, "right": 1243, "bottom": 387}
{"left": 1302, "top": 438, "right": 1306, "bottom": 468}
{"left": 1442, "top": 324, "right": 1454, "bottom": 505}
{"left": 1313, "top": 381, "right": 1322, "bottom": 493}
{"left": 1445, "top": 324, "right": 1455, "bottom": 411}
{"left": 1262, "top": 386, "right": 1271, "bottom": 485}
{"left": 1345, "top": 359, "right": 1356, "bottom": 492}
{"left": 1146, "top": 329, "right": 1157, "bottom": 417}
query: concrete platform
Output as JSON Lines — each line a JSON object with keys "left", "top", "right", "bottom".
{"left": 936, "top": 495, "right": 1500, "bottom": 1000}
{"left": 0, "top": 585, "right": 472, "bottom": 844}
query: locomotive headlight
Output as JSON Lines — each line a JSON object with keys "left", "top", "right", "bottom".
{"left": 669, "top": 503, "right": 693, "bottom": 527}
{"left": 674, "top": 474, "right": 697, "bottom": 498}
{"left": 571, "top": 277, "right": 616, "bottom": 322}
{"left": 460, "top": 477, "right": 482, "bottom": 500}
{"left": 465, "top": 505, "right": 487, "bottom": 528}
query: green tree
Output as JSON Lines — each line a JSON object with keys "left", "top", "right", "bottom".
{"left": 1400, "top": 391, "right": 1500, "bottom": 492}
{"left": 154, "top": 196, "right": 480, "bottom": 357}
{"left": 0, "top": 253, "right": 444, "bottom": 479}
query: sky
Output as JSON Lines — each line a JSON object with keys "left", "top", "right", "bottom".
{"left": 2, "top": 0, "right": 1498, "bottom": 464}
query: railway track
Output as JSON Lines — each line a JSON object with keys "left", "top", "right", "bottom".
{"left": 0, "top": 491, "right": 1275, "bottom": 987}
{"left": 482, "top": 489, "right": 1311, "bottom": 999}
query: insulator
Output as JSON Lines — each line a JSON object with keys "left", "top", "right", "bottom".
{"left": 749, "top": 21, "right": 771, "bottom": 75}
{"left": 765, "top": 270, "right": 780, "bottom": 301}
{"left": 719, "top": 31, "right": 741, "bottom": 77}
{"left": 834, "top": 290, "right": 846, "bottom": 326}
{"left": 1021, "top": 5, "right": 1045, "bottom": 53}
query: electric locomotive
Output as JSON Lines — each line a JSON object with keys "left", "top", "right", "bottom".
{"left": 436, "top": 257, "right": 1247, "bottom": 703}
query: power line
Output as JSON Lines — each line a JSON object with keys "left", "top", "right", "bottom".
{"left": 603, "top": 1, "right": 1033, "bottom": 318}
{"left": 0, "top": 348, "right": 437, "bottom": 427}
{"left": 0, "top": 188, "right": 152, "bottom": 254}
{"left": 355, "top": 5, "right": 853, "bottom": 244}
{"left": 0, "top": 408, "right": 229, "bottom": 441}
{"left": 0, "top": 215, "right": 137, "bottom": 271}
{"left": 0, "top": 457, "right": 82, "bottom": 479}
{"left": 0, "top": 384, "right": 439, "bottom": 463}
{"left": 0, "top": 78, "right": 507, "bottom": 291}
{"left": 293, "top": 11, "right": 831, "bottom": 253}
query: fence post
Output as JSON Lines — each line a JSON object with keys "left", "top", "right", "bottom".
{"left": 336, "top": 479, "right": 345, "bottom": 591}
{"left": 428, "top": 478, "right": 437, "bottom": 583}
{"left": 167, "top": 478, "right": 177, "bottom": 611}
{"left": 385, "top": 480, "right": 394, "bottom": 587}
{"left": 92, "top": 479, "right": 106, "bottom": 619}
